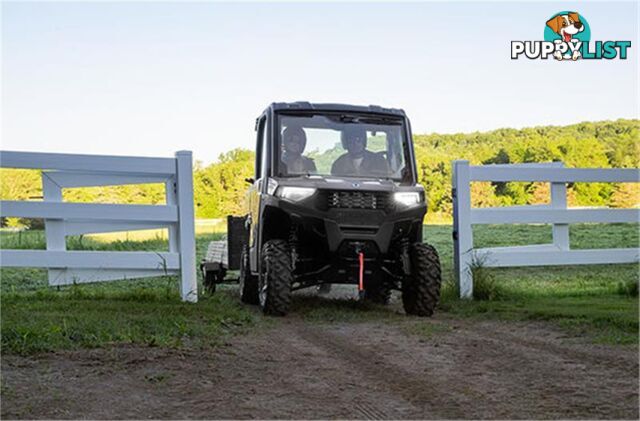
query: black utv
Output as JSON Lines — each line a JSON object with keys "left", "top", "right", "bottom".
{"left": 204, "top": 102, "right": 442, "bottom": 316}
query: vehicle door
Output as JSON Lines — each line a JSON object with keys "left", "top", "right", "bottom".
{"left": 248, "top": 114, "right": 269, "bottom": 271}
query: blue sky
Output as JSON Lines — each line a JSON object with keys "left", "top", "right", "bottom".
{"left": 2, "top": 1, "right": 638, "bottom": 164}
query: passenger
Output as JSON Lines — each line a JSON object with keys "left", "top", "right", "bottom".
{"left": 331, "top": 126, "right": 389, "bottom": 177}
{"left": 281, "top": 126, "right": 317, "bottom": 175}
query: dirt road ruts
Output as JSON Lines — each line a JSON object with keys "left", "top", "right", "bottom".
{"left": 2, "top": 314, "right": 638, "bottom": 419}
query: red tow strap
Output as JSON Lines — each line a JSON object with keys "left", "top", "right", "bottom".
{"left": 358, "top": 252, "right": 364, "bottom": 291}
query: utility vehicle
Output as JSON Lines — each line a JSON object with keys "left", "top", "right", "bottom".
{"left": 201, "top": 102, "right": 441, "bottom": 316}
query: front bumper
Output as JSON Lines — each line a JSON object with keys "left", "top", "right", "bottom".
{"left": 262, "top": 194, "right": 425, "bottom": 254}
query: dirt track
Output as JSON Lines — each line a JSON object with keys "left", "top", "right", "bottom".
{"left": 2, "top": 305, "right": 638, "bottom": 420}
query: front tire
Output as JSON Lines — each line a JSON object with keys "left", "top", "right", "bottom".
{"left": 259, "top": 239, "right": 292, "bottom": 316}
{"left": 239, "top": 246, "right": 259, "bottom": 304}
{"left": 402, "top": 242, "right": 441, "bottom": 316}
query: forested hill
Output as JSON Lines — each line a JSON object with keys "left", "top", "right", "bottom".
{"left": 195, "top": 119, "right": 639, "bottom": 219}
{"left": 413, "top": 119, "right": 639, "bottom": 217}
{"left": 1, "top": 119, "right": 638, "bottom": 226}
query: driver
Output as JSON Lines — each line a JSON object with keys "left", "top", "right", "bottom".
{"left": 281, "top": 126, "right": 316, "bottom": 175}
{"left": 331, "top": 126, "right": 388, "bottom": 177}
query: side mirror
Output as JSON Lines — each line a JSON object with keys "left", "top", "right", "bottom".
{"left": 244, "top": 177, "right": 255, "bottom": 185}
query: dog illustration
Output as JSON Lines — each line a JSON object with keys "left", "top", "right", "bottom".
{"left": 546, "top": 12, "right": 585, "bottom": 60}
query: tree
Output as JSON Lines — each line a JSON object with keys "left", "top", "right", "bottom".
{"left": 194, "top": 149, "right": 255, "bottom": 218}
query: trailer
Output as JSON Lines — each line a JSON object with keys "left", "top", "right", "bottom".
{"left": 200, "top": 216, "right": 248, "bottom": 293}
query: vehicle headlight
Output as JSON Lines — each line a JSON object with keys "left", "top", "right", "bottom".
{"left": 394, "top": 192, "right": 422, "bottom": 207}
{"left": 277, "top": 187, "right": 316, "bottom": 201}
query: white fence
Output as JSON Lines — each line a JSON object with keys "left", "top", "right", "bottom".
{"left": 0, "top": 150, "right": 197, "bottom": 302}
{"left": 452, "top": 160, "right": 640, "bottom": 299}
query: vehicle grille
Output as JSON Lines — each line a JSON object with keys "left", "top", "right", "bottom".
{"left": 326, "top": 191, "right": 389, "bottom": 210}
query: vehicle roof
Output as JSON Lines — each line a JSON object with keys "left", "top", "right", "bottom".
{"left": 266, "top": 102, "right": 406, "bottom": 117}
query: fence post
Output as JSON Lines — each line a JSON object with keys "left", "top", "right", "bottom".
{"left": 550, "top": 162, "right": 570, "bottom": 251}
{"left": 42, "top": 173, "right": 66, "bottom": 286}
{"left": 165, "top": 178, "right": 179, "bottom": 253}
{"left": 452, "top": 160, "right": 473, "bottom": 298}
{"left": 175, "top": 151, "right": 197, "bottom": 302}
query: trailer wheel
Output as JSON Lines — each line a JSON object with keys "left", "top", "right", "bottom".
{"left": 203, "top": 270, "right": 217, "bottom": 294}
{"left": 259, "top": 239, "right": 292, "bottom": 316}
{"left": 239, "top": 247, "right": 259, "bottom": 304}
{"left": 402, "top": 242, "right": 441, "bottom": 317}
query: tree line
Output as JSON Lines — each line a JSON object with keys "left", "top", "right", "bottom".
{"left": 1, "top": 119, "right": 638, "bottom": 227}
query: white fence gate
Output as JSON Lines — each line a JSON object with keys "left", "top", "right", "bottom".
{"left": 0, "top": 150, "right": 197, "bottom": 302}
{"left": 452, "top": 160, "right": 640, "bottom": 299}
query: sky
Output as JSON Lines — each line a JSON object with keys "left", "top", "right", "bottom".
{"left": 2, "top": 1, "right": 639, "bottom": 164}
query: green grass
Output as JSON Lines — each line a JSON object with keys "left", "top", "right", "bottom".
{"left": 1, "top": 289, "right": 256, "bottom": 355}
{"left": 0, "top": 231, "right": 255, "bottom": 355}
{"left": 426, "top": 223, "right": 639, "bottom": 345}
{"left": 0, "top": 232, "right": 225, "bottom": 293}
{"left": 439, "top": 295, "right": 638, "bottom": 344}
{"left": 401, "top": 321, "right": 453, "bottom": 339}
{"left": 1, "top": 223, "right": 638, "bottom": 354}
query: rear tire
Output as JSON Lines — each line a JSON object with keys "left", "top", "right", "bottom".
{"left": 259, "top": 239, "right": 292, "bottom": 316}
{"left": 402, "top": 242, "right": 441, "bottom": 317}
{"left": 239, "top": 246, "right": 259, "bottom": 304}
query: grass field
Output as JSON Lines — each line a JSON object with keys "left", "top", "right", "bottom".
{"left": 1, "top": 223, "right": 638, "bottom": 354}
{"left": 0, "top": 218, "right": 227, "bottom": 244}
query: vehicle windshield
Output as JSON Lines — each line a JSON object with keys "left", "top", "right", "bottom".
{"left": 276, "top": 113, "right": 410, "bottom": 181}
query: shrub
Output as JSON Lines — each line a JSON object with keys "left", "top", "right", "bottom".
{"left": 19, "top": 218, "right": 45, "bottom": 230}
{"left": 470, "top": 258, "right": 504, "bottom": 301}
